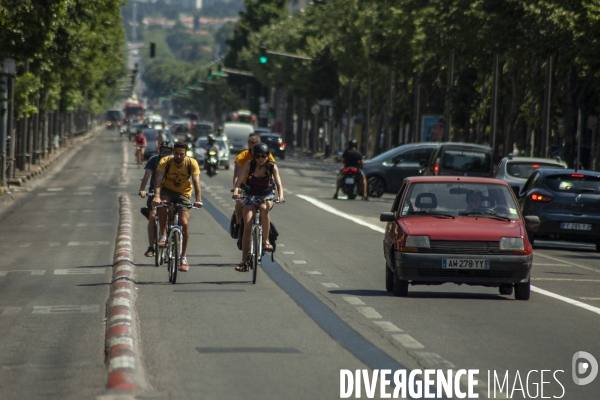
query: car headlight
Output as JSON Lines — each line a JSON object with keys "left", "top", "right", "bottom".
{"left": 500, "top": 237, "right": 524, "bottom": 250}
{"left": 405, "top": 235, "right": 430, "bottom": 248}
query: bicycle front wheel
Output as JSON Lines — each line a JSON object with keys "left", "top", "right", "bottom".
{"left": 171, "top": 230, "right": 180, "bottom": 284}
{"left": 252, "top": 227, "right": 261, "bottom": 284}
{"left": 154, "top": 217, "right": 160, "bottom": 268}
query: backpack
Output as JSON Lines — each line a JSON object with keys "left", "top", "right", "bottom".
{"left": 268, "top": 221, "right": 279, "bottom": 260}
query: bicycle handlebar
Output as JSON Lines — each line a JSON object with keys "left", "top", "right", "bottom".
{"left": 231, "top": 194, "right": 284, "bottom": 204}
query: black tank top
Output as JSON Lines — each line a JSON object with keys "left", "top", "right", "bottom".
{"left": 246, "top": 161, "right": 274, "bottom": 196}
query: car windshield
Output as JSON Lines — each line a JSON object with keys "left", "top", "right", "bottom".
{"left": 125, "top": 107, "right": 143, "bottom": 115}
{"left": 545, "top": 174, "right": 600, "bottom": 193}
{"left": 401, "top": 182, "right": 520, "bottom": 220}
{"left": 441, "top": 149, "right": 491, "bottom": 172}
{"left": 506, "top": 162, "right": 564, "bottom": 179}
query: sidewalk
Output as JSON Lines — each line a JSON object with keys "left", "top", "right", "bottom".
{"left": 0, "top": 126, "right": 102, "bottom": 199}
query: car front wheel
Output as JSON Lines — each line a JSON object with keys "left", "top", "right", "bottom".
{"left": 367, "top": 176, "right": 386, "bottom": 198}
{"left": 393, "top": 270, "right": 409, "bottom": 297}
{"left": 514, "top": 280, "right": 530, "bottom": 301}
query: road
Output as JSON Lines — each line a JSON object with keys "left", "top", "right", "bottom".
{"left": 0, "top": 129, "right": 599, "bottom": 399}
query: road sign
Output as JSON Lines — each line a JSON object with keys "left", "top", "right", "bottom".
{"left": 318, "top": 99, "right": 332, "bottom": 107}
{"left": 311, "top": 105, "right": 321, "bottom": 115}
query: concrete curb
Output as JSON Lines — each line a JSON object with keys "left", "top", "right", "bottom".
{"left": 104, "top": 194, "right": 140, "bottom": 391}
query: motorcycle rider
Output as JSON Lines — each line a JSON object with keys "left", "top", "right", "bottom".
{"left": 333, "top": 139, "right": 369, "bottom": 201}
{"left": 204, "top": 134, "right": 220, "bottom": 173}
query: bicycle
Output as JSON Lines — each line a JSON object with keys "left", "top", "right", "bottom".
{"left": 135, "top": 145, "right": 145, "bottom": 167}
{"left": 235, "top": 194, "right": 282, "bottom": 284}
{"left": 155, "top": 202, "right": 200, "bottom": 284}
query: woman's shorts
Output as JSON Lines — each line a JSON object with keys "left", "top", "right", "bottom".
{"left": 243, "top": 194, "right": 274, "bottom": 207}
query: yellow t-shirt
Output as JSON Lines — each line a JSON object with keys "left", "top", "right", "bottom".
{"left": 157, "top": 156, "right": 200, "bottom": 197}
{"left": 235, "top": 150, "right": 276, "bottom": 184}
{"left": 235, "top": 150, "right": 276, "bottom": 166}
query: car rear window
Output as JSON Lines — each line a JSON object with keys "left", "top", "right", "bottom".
{"left": 441, "top": 149, "right": 491, "bottom": 173}
{"left": 506, "top": 162, "right": 564, "bottom": 178}
{"left": 545, "top": 174, "right": 600, "bottom": 193}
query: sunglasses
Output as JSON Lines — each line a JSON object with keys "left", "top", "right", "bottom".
{"left": 254, "top": 153, "right": 268, "bottom": 159}
{"left": 160, "top": 150, "right": 172, "bottom": 155}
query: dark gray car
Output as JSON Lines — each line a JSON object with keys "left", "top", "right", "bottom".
{"left": 364, "top": 143, "right": 439, "bottom": 197}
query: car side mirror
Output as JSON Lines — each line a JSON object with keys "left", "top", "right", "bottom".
{"left": 524, "top": 216, "right": 540, "bottom": 231}
{"left": 380, "top": 212, "right": 395, "bottom": 222}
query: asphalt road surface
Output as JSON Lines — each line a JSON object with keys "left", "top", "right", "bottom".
{"left": 1, "top": 130, "right": 599, "bottom": 399}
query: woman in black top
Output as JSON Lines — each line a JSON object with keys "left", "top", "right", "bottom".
{"left": 232, "top": 143, "right": 284, "bottom": 271}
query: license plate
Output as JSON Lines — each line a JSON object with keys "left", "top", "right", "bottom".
{"left": 345, "top": 177, "right": 355, "bottom": 184}
{"left": 560, "top": 222, "right": 592, "bottom": 231}
{"left": 442, "top": 259, "right": 490, "bottom": 269}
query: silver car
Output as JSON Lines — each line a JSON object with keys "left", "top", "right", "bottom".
{"left": 494, "top": 156, "right": 567, "bottom": 195}
{"left": 194, "top": 136, "right": 231, "bottom": 169}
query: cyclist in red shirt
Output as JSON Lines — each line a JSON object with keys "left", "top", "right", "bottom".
{"left": 133, "top": 130, "right": 147, "bottom": 166}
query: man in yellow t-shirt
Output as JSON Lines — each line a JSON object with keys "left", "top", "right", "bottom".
{"left": 153, "top": 141, "right": 203, "bottom": 271}
{"left": 231, "top": 134, "right": 275, "bottom": 238}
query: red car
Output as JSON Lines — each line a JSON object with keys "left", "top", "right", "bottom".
{"left": 380, "top": 176, "right": 540, "bottom": 300}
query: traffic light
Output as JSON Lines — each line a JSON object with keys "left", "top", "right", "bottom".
{"left": 217, "top": 64, "right": 222, "bottom": 76}
{"left": 192, "top": 81, "right": 199, "bottom": 87}
{"left": 184, "top": 87, "right": 189, "bottom": 93}
{"left": 173, "top": 90, "right": 178, "bottom": 96}
{"left": 259, "top": 46, "right": 268, "bottom": 64}
{"left": 150, "top": 42, "right": 156, "bottom": 58}
{"left": 207, "top": 68, "right": 213, "bottom": 80}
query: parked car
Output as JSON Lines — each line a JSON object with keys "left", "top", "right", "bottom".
{"left": 224, "top": 122, "right": 255, "bottom": 152}
{"left": 494, "top": 156, "right": 567, "bottom": 195}
{"left": 364, "top": 143, "right": 439, "bottom": 197}
{"left": 194, "top": 136, "right": 231, "bottom": 169}
{"left": 142, "top": 129, "right": 174, "bottom": 159}
{"left": 381, "top": 176, "right": 538, "bottom": 299}
{"left": 423, "top": 143, "right": 494, "bottom": 177}
{"left": 254, "top": 127, "right": 271, "bottom": 135}
{"left": 518, "top": 168, "right": 600, "bottom": 250}
{"left": 259, "top": 133, "right": 286, "bottom": 160}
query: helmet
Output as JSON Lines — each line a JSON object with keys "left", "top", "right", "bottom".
{"left": 348, "top": 139, "right": 357, "bottom": 148}
{"left": 207, "top": 133, "right": 215, "bottom": 142}
{"left": 252, "top": 143, "right": 269, "bottom": 155}
{"left": 159, "top": 140, "right": 174, "bottom": 150}
{"left": 186, "top": 133, "right": 193, "bottom": 141}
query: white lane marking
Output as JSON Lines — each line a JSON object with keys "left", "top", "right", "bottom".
{"left": 54, "top": 268, "right": 108, "bottom": 275}
{"left": 31, "top": 270, "right": 45, "bottom": 276}
{"left": 283, "top": 251, "right": 295, "bottom": 255}
{"left": 306, "top": 271, "right": 322, "bottom": 275}
{"left": 534, "top": 263, "right": 570, "bottom": 267}
{"left": 1, "top": 307, "right": 21, "bottom": 315}
{"left": 531, "top": 286, "right": 600, "bottom": 316}
{"left": 37, "top": 193, "right": 57, "bottom": 196}
{"left": 373, "top": 321, "right": 404, "bottom": 333}
{"left": 532, "top": 278, "right": 600, "bottom": 282}
{"left": 49, "top": 242, "right": 61, "bottom": 247}
{"left": 321, "top": 283, "right": 339, "bottom": 288}
{"left": 296, "top": 194, "right": 385, "bottom": 233}
{"left": 47, "top": 188, "right": 64, "bottom": 191}
{"left": 78, "top": 186, "right": 96, "bottom": 190}
{"left": 18, "top": 243, "right": 31, "bottom": 248}
{"left": 413, "top": 351, "right": 455, "bottom": 368}
{"left": 356, "top": 307, "right": 382, "bottom": 319}
{"left": 292, "top": 260, "right": 306, "bottom": 264}
{"left": 32, "top": 305, "right": 101, "bottom": 314}
{"left": 214, "top": 196, "right": 223, "bottom": 200}
{"left": 73, "top": 192, "right": 92, "bottom": 195}
{"left": 391, "top": 334, "right": 425, "bottom": 349}
{"left": 278, "top": 244, "right": 285, "bottom": 247}
{"left": 76, "top": 223, "right": 112, "bottom": 227}
{"left": 579, "top": 297, "right": 600, "bottom": 300}
{"left": 535, "top": 251, "right": 600, "bottom": 274}
{"left": 343, "top": 296, "right": 365, "bottom": 306}
{"left": 67, "top": 241, "right": 109, "bottom": 246}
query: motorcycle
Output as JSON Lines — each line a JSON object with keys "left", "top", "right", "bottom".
{"left": 340, "top": 167, "right": 362, "bottom": 200}
{"left": 205, "top": 148, "right": 219, "bottom": 178}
